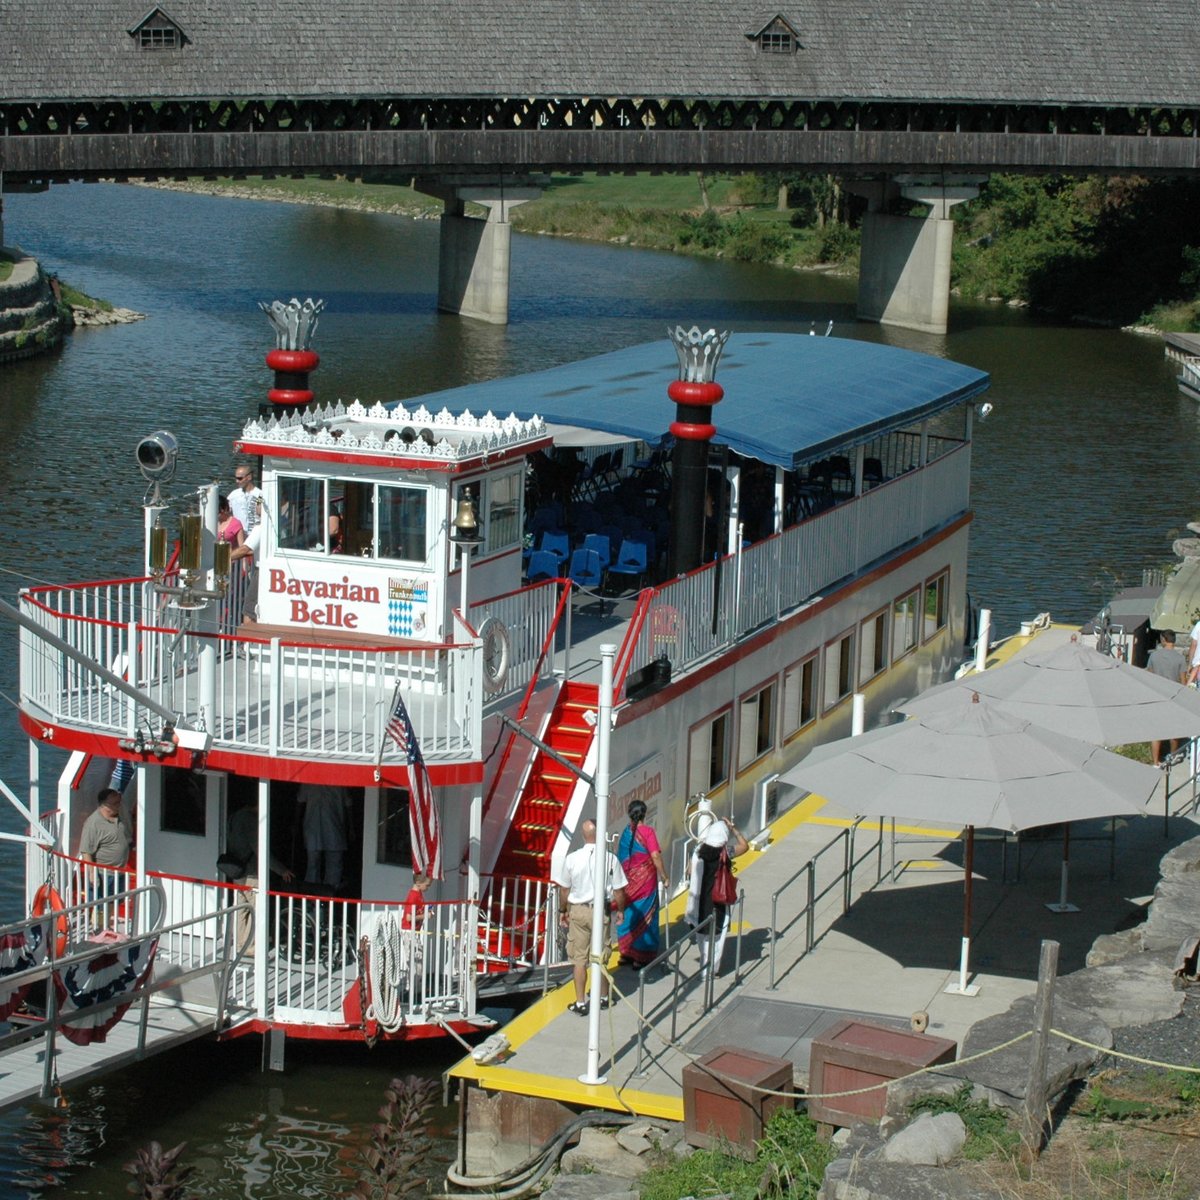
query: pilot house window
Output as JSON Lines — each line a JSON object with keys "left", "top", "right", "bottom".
{"left": 276, "top": 475, "right": 428, "bottom": 565}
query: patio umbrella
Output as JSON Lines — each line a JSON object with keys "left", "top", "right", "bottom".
{"left": 778, "top": 696, "right": 1160, "bottom": 995}
{"left": 899, "top": 637, "right": 1200, "bottom": 746}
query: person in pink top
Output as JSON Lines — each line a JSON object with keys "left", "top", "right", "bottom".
{"left": 616, "top": 800, "right": 669, "bottom": 968}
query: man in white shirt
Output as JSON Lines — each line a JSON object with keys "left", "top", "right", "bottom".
{"left": 228, "top": 464, "right": 263, "bottom": 535}
{"left": 554, "top": 819, "right": 627, "bottom": 1015}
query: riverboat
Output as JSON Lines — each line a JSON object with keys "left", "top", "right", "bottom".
{"left": 2, "top": 319, "right": 989, "bottom": 1057}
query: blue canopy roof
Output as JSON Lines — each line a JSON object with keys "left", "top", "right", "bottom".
{"left": 402, "top": 333, "right": 990, "bottom": 471}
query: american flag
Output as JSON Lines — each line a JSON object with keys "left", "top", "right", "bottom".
{"left": 385, "top": 686, "right": 442, "bottom": 880}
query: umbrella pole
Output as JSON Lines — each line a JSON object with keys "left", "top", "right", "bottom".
{"left": 945, "top": 825, "right": 980, "bottom": 996}
{"left": 1046, "top": 824, "right": 1080, "bottom": 913}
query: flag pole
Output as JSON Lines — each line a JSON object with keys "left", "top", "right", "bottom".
{"left": 580, "top": 643, "right": 615, "bottom": 1086}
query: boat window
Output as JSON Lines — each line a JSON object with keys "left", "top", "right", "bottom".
{"left": 924, "top": 571, "right": 949, "bottom": 640}
{"left": 823, "top": 629, "right": 856, "bottom": 711}
{"left": 274, "top": 475, "right": 429, "bottom": 565}
{"left": 782, "top": 654, "right": 818, "bottom": 740}
{"left": 688, "top": 709, "right": 731, "bottom": 796}
{"left": 860, "top": 609, "right": 889, "bottom": 683}
{"left": 893, "top": 588, "right": 920, "bottom": 659}
{"left": 377, "top": 788, "right": 414, "bottom": 867}
{"left": 376, "top": 484, "right": 429, "bottom": 565}
{"left": 455, "top": 469, "right": 523, "bottom": 557}
{"left": 738, "top": 682, "right": 777, "bottom": 771}
{"left": 160, "top": 766, "right": 206, "bottom": 836}
{"left": 277, "top": 475, "right": 328, "bottom": 552}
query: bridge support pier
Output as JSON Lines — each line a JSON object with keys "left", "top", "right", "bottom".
{"left": 854, "top": 177, "right": 984, "bottom": 335}
{"left": 419, "top": 180, "right": 542, "bottom": 325}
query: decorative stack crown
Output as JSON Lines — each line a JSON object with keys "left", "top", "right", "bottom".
{"left": 260, "top": 297, "right": 325, "bottom": 351}
{"left": 668, "top": 325, "right": 730, "bottom": 383}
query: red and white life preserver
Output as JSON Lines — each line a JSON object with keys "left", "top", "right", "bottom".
{"left": 32, "top": 885, "right": 69, "bottom": 958}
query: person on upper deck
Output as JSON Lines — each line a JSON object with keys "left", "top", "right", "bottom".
{"left": 228, "top": 464, "right": 262, "bottom": 534}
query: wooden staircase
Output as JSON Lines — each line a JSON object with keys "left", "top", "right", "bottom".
{"left": 490, "top": 681, "right": 598, "bottom": 884}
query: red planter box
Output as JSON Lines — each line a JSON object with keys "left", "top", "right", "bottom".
{"left": 807, "top": 1018, "right": 957, "bottom": 1127}
{"left": 682, "top": 1045, "right": 794, "bottom": 1158}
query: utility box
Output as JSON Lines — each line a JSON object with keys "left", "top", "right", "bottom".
{"left": 807, "top": 1019, "right": 957, "bottom": 1128}
{"left": 682, "top": 1045, "right": 794, "bottom": 1157}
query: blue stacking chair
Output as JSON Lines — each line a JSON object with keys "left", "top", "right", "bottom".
{"left": 538, "top": 529, "right": 570, "bottom": 566}
{"left": 568, "top": 547, "right": 604, "bottom": 591}
{"left": 606, "top": 538, "right": 649, "bottom": 592}
{"left": 581, "top": 532, "right": 613, "bottom": 572}
{"left": 526, "top": 550, "right": 559, "bottom": 584}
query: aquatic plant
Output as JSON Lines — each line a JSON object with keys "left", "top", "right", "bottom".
{"left": 124, "top": 1140, "right": 195, "bottom": 1200}
{"left": 350, "top": 1074, "right": 440, "bottom": 1199}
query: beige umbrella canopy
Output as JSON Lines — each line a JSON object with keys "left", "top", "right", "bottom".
{"left": 779, "top": 696, "right": 1160, "bottom": 994}
{"left": 899, "top": 637, "right": 1200, "bottom": 746}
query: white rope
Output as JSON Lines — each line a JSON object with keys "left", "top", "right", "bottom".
{"left": 365, "top": 912, "right": 407, "bottom": 1033}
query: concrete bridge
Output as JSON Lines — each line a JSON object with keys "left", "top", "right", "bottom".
{"left": 3, "top": 0, "right": 1198, "bottom": 331}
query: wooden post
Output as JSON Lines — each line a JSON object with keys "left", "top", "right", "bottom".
{"left": 1021, "top": 939, "right": 1059, "bottom": 1163}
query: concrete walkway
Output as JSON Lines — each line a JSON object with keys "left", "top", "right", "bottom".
{"left": 452, "top": 774, "right": 1199, "bottom": 1121}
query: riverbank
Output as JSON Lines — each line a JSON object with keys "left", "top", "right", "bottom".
{"left": 0, "top": 247, "right": 143, "bottom": 363}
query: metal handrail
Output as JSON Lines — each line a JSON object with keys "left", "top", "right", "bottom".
{"left": 768, "top": 817, "right": 883, "bottom": 988}
{"left": 631, "top": 894, "right": 744, "bottom": 1076}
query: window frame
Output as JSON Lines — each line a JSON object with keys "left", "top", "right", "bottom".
{"left": 822, "top": 627, "right": 856, "bottom": 713}
{"left": 687, "top": 706, "right": 732, "bottom": 799}
{"left": 922, "top": 569, "right": 950, "bottom": 644}
{"left": 455, "top": 468, "right": 524, "bottom": 559}
{"left": 892, "top": 587, "right": 921, "bottom": 662}
{"left": 737, "top": 679, "right": 778, "bottom": 775}
{"left": 781, "top": 652, "right": 819, "bottom": 743}
{"left": 273, "top": 472, "right": 433, "bottom": 569}
{"left": 859, "top": 606, "right": 890, "bottom": 685}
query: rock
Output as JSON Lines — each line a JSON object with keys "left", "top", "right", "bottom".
{"left": 613, "top": 1128, "right": 652, "bottom": 1156}
{"left": 1141, "top": 878, "right": 1200, "bottom": 952}
{"left": 820, "top": 1158, "right": 996, "bottom": 1200}
{"left": 1087, "top": 926, "right": 1144, "bottom": 966}
{"left": 560, "top": 1127, "right": 651, "bottom": 1179}
{"left": 874, "top": 1112, "right": 966, "bottom": 1166}
{"left": 1159, "top": 835, "right": 1200, "bottom": 880}
{"left": 70, "top": 304, "right": 145, "bottom": 327}
{"left": 539, "top": 1174, "right": 640, "bottom": 1200}
{"left": 1056, "top": 951, "right": 1183, "bottom": 1029}
{"left": 937, "top": 994, "right": 1111, "bottom": 1110}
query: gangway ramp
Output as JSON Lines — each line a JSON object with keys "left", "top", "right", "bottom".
{"left": 0, "top": 999, "right": 220, "bottom": 1115}
{"left": 0, "top": 881, "right": 246, "bottom": 1114}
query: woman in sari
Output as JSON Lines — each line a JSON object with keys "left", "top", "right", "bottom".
{"left": 616, "top": 800, "right": 669, "bottom": 968}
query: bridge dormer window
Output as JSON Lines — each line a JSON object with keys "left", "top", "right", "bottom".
{"left": 128, "top": 7, "right": 189, "bottom": 50}
{"left": 747, "top": 16, "right": 800, "bottom": 55}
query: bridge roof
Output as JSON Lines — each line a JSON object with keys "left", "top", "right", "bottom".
{"left": 3, "top": 1, "right": 1198, "bottom": 107}
{"left": 391, "top": 333, "right": 990, "bottom": 472}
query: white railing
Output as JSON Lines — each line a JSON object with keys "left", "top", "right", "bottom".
{"left": 478, "top": 875, "right": 567, "bottom": 970}
{"left": 469, "top": 578, "right": 563, "bottom": 702}
{"left": 19, "top": 591, "right": 481, "bottom": 763}
{"left": 621, "top": 443, "right": 971, "bottom": 689}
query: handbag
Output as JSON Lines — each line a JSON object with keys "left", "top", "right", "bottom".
{"left": 711, "top": 847, "right": 738, "bottom": 906}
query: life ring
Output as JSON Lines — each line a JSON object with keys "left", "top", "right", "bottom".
{"left": 32, "top": 884, "right": 69, "bottom": 958}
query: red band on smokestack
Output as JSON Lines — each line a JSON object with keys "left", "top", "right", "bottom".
{"left": 266, "top": 349, "right": 320, "bottom": 373}
{"left": 667, "top": 380, "right": 724, "bottom": 407}
{"left": 268, "top": 388, "right": 315, "bottom": 406}
{"left": 670, "top": 421, "right": 717, "bottom": 441}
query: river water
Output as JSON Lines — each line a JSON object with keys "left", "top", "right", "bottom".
{"left": 0, "top": 182, "right": 1190, "bottom": 1196}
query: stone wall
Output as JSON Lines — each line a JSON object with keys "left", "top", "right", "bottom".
{"left": 0, "top": 248, "right": 65, "bottom": 363}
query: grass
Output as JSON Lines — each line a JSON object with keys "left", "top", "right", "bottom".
{"left": 638, "top": 1108, "right": 832, "bottom": 1200}
{"left": 57, "top": 280, "right": 112, "bottom": 311}
{"left": 0, "top": 251, "right": 12, "bottom": 283}
{"left": 909, "top": 1083, "right": 1021, "bottom": 1161}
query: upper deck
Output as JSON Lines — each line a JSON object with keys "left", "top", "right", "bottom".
{"left": 15, "top": 334, "right": 988, "bottom": 779}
